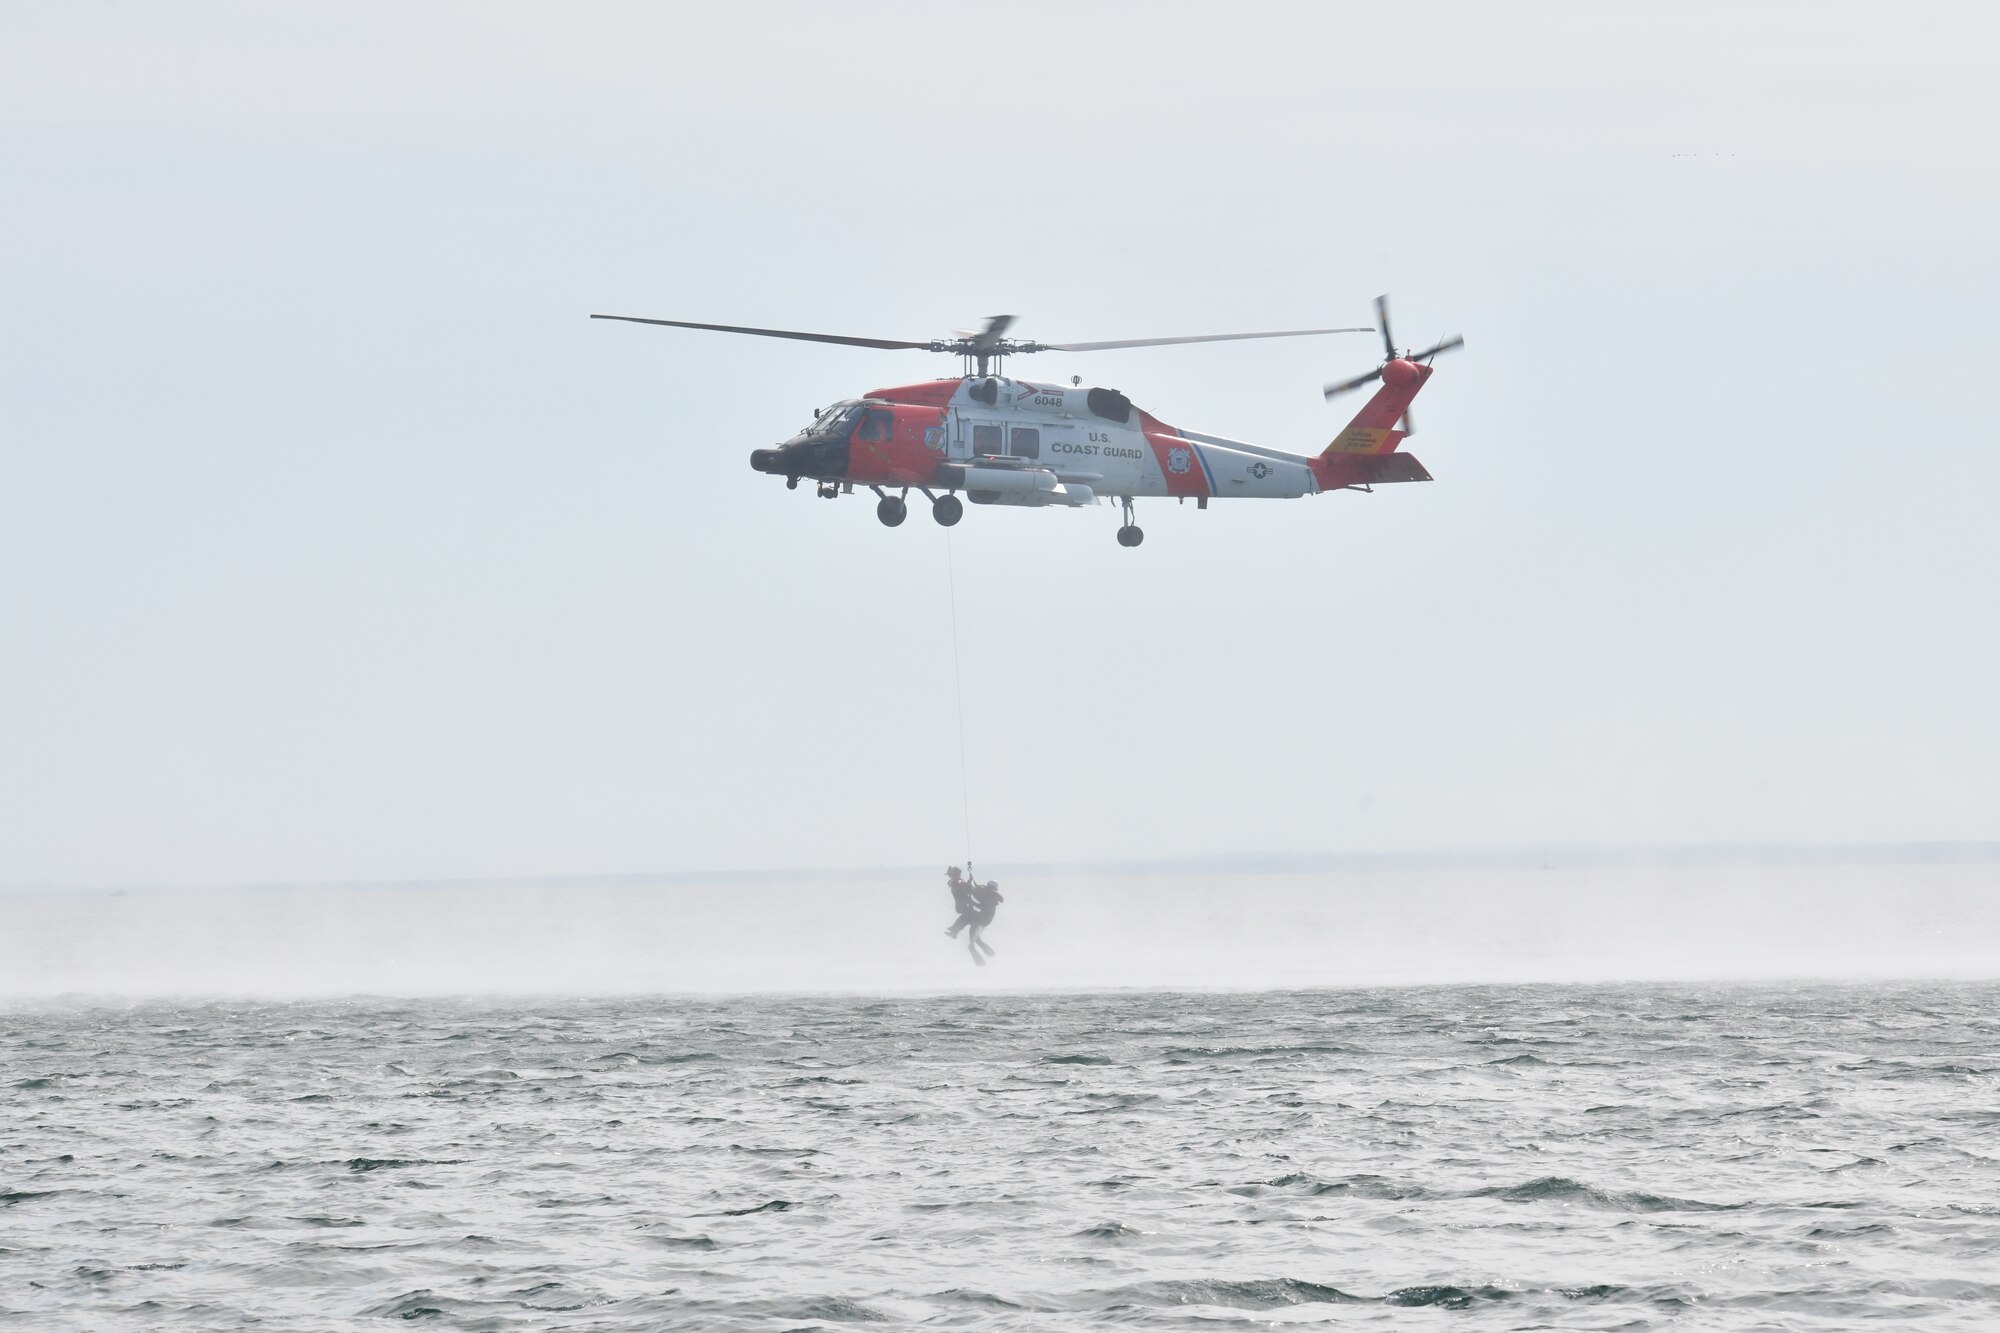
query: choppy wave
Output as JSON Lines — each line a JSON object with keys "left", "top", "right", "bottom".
{"left": 1466, "top": 1175, "right": 1736, "bottom": 1212}
{"left": 3, "top": 982, "right": 1998, "bottom": 1330}
{"left": 1107, "top": 1276, "right": 1368, "bottom": 1309}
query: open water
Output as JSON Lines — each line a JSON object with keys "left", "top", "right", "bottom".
{"left": 4, "top": 983, "right": 1998, "bottom": 1330}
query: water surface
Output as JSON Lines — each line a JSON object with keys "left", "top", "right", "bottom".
{"left": 5, "top": 984, "right": 1997, "bottom": 1329}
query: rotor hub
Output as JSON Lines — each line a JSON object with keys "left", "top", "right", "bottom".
{"left": 1381, "top": 359, "right": 1423, "bottom": 389}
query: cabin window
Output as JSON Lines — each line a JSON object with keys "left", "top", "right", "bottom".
{"left": 1010, "top": 426, "right": 1040, "bottom": 459}
{"left": 973, "top": 423, "right": 1004, "bottom": 455}
{"left": 857, "top": 408, "right": 894, "bottom": 444}
{"left": 1087, "top": 387, "right": 1132, "bottom": 423}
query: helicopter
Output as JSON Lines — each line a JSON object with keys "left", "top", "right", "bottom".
{"left": 592, "top": 297, "right": 1462, "bottom": 547}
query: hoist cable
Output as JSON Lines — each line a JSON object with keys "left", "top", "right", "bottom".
{"left": 944, "top": 528, "right": 974, "bottom": 869}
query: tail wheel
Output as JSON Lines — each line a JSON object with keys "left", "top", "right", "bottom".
{"left": 876, "top": 496, "right": 907, "bottom": 527}
{"left": 1116, "top": 525, "right": 1144, "bottom": 548}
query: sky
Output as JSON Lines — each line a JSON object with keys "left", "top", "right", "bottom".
{"left": 2, "top": 2, "right": 1996, "bottom": 889}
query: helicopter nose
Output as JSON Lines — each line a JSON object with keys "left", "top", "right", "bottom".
{"left": 752, "top": 436, "right": 848, "bottom": 480}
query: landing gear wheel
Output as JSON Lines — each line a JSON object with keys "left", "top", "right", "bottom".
{"left": 876, "top": 496, "right": 907, "bottom": 527}
{"left": 932, "top": 495, "right": 963, "bottom": 527}
{"left": 1115, "top": 496, "right": 1143, "bottom": 547}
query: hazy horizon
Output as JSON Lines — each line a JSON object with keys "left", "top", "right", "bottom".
{"left": 7, "top": 862, "right": 1994, "bottom": 999}
{"left": 5, "top": 835, "right": 2000, "bottom": 897}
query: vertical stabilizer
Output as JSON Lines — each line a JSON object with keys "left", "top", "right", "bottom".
{"left": 1320, "top": 359, "right": 1432, "bottom": 458}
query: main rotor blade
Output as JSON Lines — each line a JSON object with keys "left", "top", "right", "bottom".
{"left": 1375, "top": 294, "right": 1395, "bottom": 361}
{"left": 1411, "top": 334, "right": 1466, "bottom": 361}
{"left": 1323, "top": 366, "right": 1386, "bottom": 399}
{"left": 1040, "top": 327, "right": 1373, "bottom": 353}
{"left": 970, "top": 314, "right": 1015, "bottom": 348}
{"left": 589, "top": 314, "right": 931, "bottom": 351}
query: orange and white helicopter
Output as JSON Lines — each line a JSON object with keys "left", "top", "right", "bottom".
{"left": 593, "top": 297, "right": 1462, "bottom": 547}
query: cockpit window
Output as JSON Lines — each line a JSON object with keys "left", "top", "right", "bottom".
{"left": 807, "top": 402, "right": 862, "bottom": 438}
{"left": 857, "top": 408, "right": 894, "bottom": 444}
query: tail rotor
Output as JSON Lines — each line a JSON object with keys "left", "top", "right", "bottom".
{"left": 1323, "top": 295, "right": 1463, "bottom": 435}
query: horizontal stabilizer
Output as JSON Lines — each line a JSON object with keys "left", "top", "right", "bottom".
{"left": 1313, "top": 451, "right": 1432, "bottom": 489}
